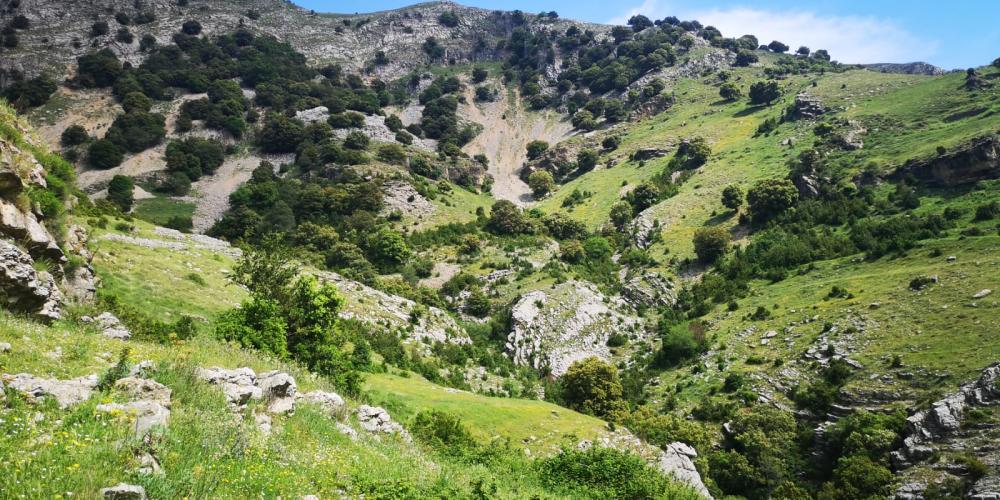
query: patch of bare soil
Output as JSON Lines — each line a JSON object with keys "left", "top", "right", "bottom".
{"left": 460, "top": 84, "right": 573, "bottom": 206}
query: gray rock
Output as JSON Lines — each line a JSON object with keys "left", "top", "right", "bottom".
{"left": 969, "top": 475, "right": 1000, "bottom": 500}
{"left": 656, "top": 442, "right": 711, "bottom": 498}
{"left": 336, "top": 422, "right": 359, "bottom": 440}
{"left": 357, "top": 405, "right": 410, "bottom": 440}
{"left": 114, "top": 377, "right": 172, "bottom": 405}
{"left": 128, "top": 360, "right": 155, "bottom": 378}
{"left": 4, "top": 373, "right": 98, "bottom": 408}
{"left": 0, "top": 239, "right": 62, "bottom": 321}
{"left": 92, "top": 312, "right": 131, "bottom": 340}
{"left": 100, "top": 483, "right": 146, "bottom": 500}
{"left": 196, "top": 367, "right": 262, "bottom": 407}
{"left": 793, "top": 93, "right": 826, "bottom": 119}
{"left": 96, "top": 400, "right": 170, "bottom": 437}
{"left": 973, "top": 289, "right": 993, "bottom": 299}
{"left": 137, "top": 452, "right": 163, "bottom": 476}
{"left": 258, "top": 371, "right": 297, "bottom": 415}
{"left": 0, "top": 342, "right": 10, "bottom": 353}
{"left": 299, "top": 390, "right": 346, "bottom": 416}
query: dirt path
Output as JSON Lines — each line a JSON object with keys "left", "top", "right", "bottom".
{"left": 460, "top": 85, "right": 573, "bottom": 206}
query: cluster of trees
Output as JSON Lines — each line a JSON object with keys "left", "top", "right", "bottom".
{"left": 216, "top": 241, "right": 370, "bottom": 395}
{"left": 417, "top": 76, "right": 478, "bottom": 153}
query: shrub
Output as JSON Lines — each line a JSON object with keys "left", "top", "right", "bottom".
{"left": 105, "top": 111, "right": 166, "bottom": 153}
{"left": 693, "top": 226, "right": 730, "bottom": 263}
{"left": 747, "top": 178, "right": 798, "bottom": 222}
{"left": 61, "top": 125, "right": 89, "bottom": 147}
{"left": 411, "top": 411, "right": 477, "bottom": 455}
{"left": 561, "top": 357, "right": 626, "bottom": 417}
{"left": 344, "top": 130, "right": 370, "bottom": 150}
{"left": 327, "top": 111, "right": 364, "bottom": 129}
{"left": 721, "top": 184, "right": 743, "bottom": 210}
{"left": 487, "top": 200, "right": 532, "bottom": 235}
{"left": 538, "top": 447, "right": 685, "bottom": 499}
{"left": 87, "top": 139, "right": 124, "bottom": 169}
{"left": 3, "top": 77, "right": 57, "bottom": 109}
{"left": 577, "top": 149, "right": 599, "bottom": 172}
{"left": 76, "top": 49, "right": 123, "bottom": 88}
{"left": 438, "top": 10, "right": 460, "bottom": 27}
{"left": 719, "top": 82, "right": 741, "bottom": 100}
{"left": 749, "top": 81, "right": 781, "bottom": 105}
{"left": 560, "top": 240, "right": 585, "bottom": 263}
{"left": 106, "top": 175, "right": 134, "bottom": 212}
{"left": 526, "top": 140, "right": 549, "bottom": 160}
{"left": 216, "top": 296, "right": 289, "bottom": 357}
{"left": 258, "top": 114, "right": 306, "bottom": 153}
{"left": 165, "top": 137, "right": 225, "bottom": 181}
{"left": 528, "top": 170, "right": 555, "bottom": 197}
{"left": 471, "top": 66, "right": 488, "bottom": 83}
{"left": 974, "top": 201, "right": 999, "bottom": 221}
{"left": 735, "top": 49, "right": 758, "bottom": 67}
{"left": 181, "top": 20, "right": 202, "bottom": 35}
{"left": 91, "top": 21, "right": 109, "bottom": 37}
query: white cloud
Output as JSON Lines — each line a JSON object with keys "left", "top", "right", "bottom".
{"left": 610, "top": 1, "right": 938, "bottom": 64}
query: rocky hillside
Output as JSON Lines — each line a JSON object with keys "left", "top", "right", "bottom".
{"left": 0, "top": 1, "right": 999, "bottom": 499}
{"left": 0, "top": 0, "right": 606, "bottom": 82}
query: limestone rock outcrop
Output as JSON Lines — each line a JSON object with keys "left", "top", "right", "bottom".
{"left": 0, "top": 239, "right": 62, "bottom": 321}
{"left": 506, "top": 280, "right": 643, "bottom": 376}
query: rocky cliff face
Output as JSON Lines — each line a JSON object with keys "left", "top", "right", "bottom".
{"left": 506, "top": 280, "right": 645, "bottom": 376}
{"left": 0, "top": 104, "right": 94, "bottom": 320}
{"left": 863, "top": 62, "right": 945, "bottom": 76}
{"left": 0, "top": 0, "right": 607, "bottom": 83}
{"left": 889, "top": 134, "right": 1000, "bottom": 187}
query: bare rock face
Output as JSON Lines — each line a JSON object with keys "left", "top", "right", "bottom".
{"left": 3, "top": 373, "right": 98, "bottom": 408}
{"left": 0, "top": 240, "right": 61, "bottom": 321}
{"left": 316, "top": 270, "right": 470, "bottom": 347}
{"left": 506, "top": 280, "right": 643, "bottom": 376}
{"left": 0, "top": 198, "right": 64, "bottom": 264}
{"left": 793, "top": 92, "right": 826, "bottom": 119}
{"left": 622, "top": 272, "right": 676, "bottom": 308}
{"left": 891, "top": 134, "right": 1000, "bottom": 187}
{"left": 657, "top": 442, "right": 712, "bottom": 498}
{"left": 196, "top": 366, "right": 263, "bottom": 407}
{"left": 893, "top": 362, "right": 1000, "bottom": 469}
{"left": 380, "top": 180, "right": 435, "bottom": 220}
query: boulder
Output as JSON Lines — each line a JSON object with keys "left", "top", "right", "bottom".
{"left": 299, "top": 390, "right": 346, "bottom": 416}
{"left": 100, "top": 483, "right": 146, "bottom": 500}
{"left": 87, "top": 312, "right": 131, "bottom": 340}
{"left": 0, "top": 341, "right": 10, "bottom": 353}
{"left": 4, "top": 373, "right": 98, "bottom": 408}
{"left": 622, "top": 272, "right": 676, "bottom": 308}
{"left": 357, "top": 405, "right": 410, "bottom": 440}
{"left": 96, "top": 400, "right": 170, "bottom": 437}
{"left": 631, "top": 148, "right": 670, "bottom": 161}
{"left": 657, "top": 442, "right": 711, "bottom": 498}
{"left": 0, "top": 239, "right": 62, "bottom": 321}
{"left": 793, "top": 93, "right": 826, "bottom": 119}
{"left": 114, "top": 377, "right": 172, "bottom": 405}
{"left": 196, "top": 367, "right": 262, "bottom": 406}
{"left": 973, "top": 289, "right": 993, "bottom": 299}
{"left": 0, "top": 199, "right": 64, "bottom": 263}
{"left": 258, "top": 371, "right": 297, "bottom": 415}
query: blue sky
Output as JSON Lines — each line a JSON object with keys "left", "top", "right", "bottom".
{"left": 292, "top": 0, "right": 999, "bottom": 69}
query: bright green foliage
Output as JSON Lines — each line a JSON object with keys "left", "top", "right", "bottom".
{"left": 538, "top": 446, "right": 698, "bottom": 499}
{"left": 216, "top": 295, "right": 288, "bottom": 357}
{"left": 721, "top": 185, "right": 743, "bottom": 211}
{"left": 609, "top": 201, "right": 633, "bottom": 229}
{"left": 560, "top": 357, "right": 626, "bottom": 417}
{"left": 719, "top": 82, "right": 741, "bottom": 101}
{"left": 747, "top": 178, "right": 798, "bottom": 222}
{"left": 528, "top": 170, "right": 555, "bottom": 197}
{"left": 693, "top": 226, "right": 730, "bottom": 263}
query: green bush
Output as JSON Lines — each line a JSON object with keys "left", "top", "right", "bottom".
{"left": 87, "top": 139, "right": 124, "bottom": 169}
{"left": 410, "top": 410, "right": 478, "bottom": 456}
{"left": 537, "top": 446, "right": 693, "bottom": 499}
{"left": 560, "top": 357, "right": 626, "bottom": 417}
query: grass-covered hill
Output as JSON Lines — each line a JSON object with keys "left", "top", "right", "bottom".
{"left": 1, "top": 0, "right": 1000, "bottom": 498}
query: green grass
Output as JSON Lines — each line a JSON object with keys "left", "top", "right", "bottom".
{"left": 85, "top": 217, "right": 245, "bottom": 324}
{"left": 366, "top": 372, "right": 610, "bottom": 454}
{"left": 131, "top": 198, "right": 196, "bottom": 227}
